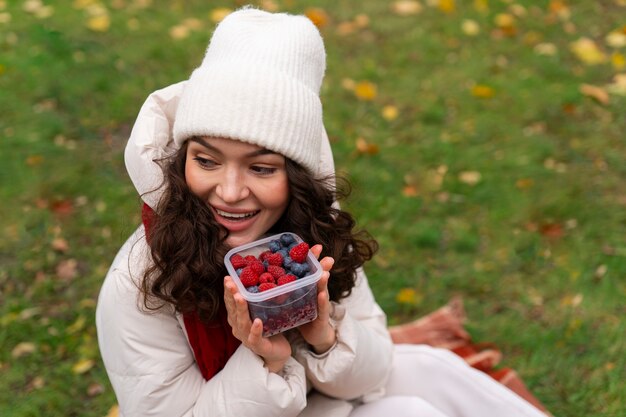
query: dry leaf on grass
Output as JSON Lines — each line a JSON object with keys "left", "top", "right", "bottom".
{"left": 12, "top": 342, "right": 36, "bottom": 358}
{"left": 391, "top": 1, "right": 423, "bottom": 16}
{"left": 355, "top": 137, "right": 379, "bottom": 155}
{"left": 580, "top": 84, "right": 610, "bottom": 105}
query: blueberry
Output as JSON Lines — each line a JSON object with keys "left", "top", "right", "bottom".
{"left": 290, "top": 262, "right": 309, "bottom": 277}
{"left": 280, "top": 233, "right": 296, "bottom": 247}
{"left": 247, "top": 285, "right": 259, "bottom": 293}
{"left": 269, "top": 240, "right": 281, "bottom": 252}
{"left": 263, "top": 260, "right": 269, "bottom": 269}
{"left": 277, "top": 248, "right": 289, "bottom": 259}
{"left": 283, "top": 256, "right": 294, "bottom": 269}
{"left": 236, "top": 268, "right": 243, "bottom": 276}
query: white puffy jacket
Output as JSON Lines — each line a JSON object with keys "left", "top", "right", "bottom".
{"left": 95, "top": 82, "right": 394, "bottom": 417}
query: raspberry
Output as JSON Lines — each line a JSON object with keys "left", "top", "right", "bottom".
{"left": 277, "top": 274, "right": 296, "bottom": 286}
{"left": 266, "top": 252, "right": 283, "bottom": 266}
{"left": 267, "top": 265, "right": 285, "bottom": 280}
{"left": 259, "top": 250, "right": 272, "bottom": 261}
{"left": 259, "top": 282, "right": 277, "bottom": 292}
{"left": 239, "top": 267, "right": 259, "bottom": 287}
{"left": 249, "top": 260, "right": 266, "bottom": 275}
{"left": 289, "top": 242, "right": 309, "bottom": 263}
{"left": 230, "top": 253, "right": 247, "bottom": 269}
{"left": 259, "top": 272, "right": 275, "bottom": 284}
{"left": 244, "top": 255, "right": 258, "bottom": 265}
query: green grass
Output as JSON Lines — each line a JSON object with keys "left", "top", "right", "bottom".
{"left": 1, "top": 1, "right": 625, "bottom": 416}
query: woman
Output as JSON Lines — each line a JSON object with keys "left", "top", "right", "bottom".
{"left": 96, "top": 7, "right": 548, "bottom": 417}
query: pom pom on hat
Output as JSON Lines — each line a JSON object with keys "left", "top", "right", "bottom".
{"left": 173, "top": 7, "right": 326, "bottom": 174}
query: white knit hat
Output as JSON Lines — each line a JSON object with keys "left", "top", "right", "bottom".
{"left": 173, "top": 7, "right": 326, "bottom": 174}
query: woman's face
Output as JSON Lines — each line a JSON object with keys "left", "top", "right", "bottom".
{"left": 185, "top": 137, "right": 290, "bottom": 247}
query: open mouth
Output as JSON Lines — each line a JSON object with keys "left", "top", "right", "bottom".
{"left": 214, "top": 208, "right": 260, "bottom": 221}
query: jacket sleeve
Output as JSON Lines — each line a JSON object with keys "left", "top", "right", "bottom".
{"left": 96, "top": 229, "right": 307, "bottom": 417}
{"left": 291, "top": 267, "right": 393, "bottom": 401}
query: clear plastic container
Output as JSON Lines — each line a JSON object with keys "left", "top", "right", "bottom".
{"left": 224, "top": 232, "right": 322, "bottom": 336}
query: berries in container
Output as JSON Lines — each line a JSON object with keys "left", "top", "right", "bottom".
{"left": 224, "top": 232, "right": 322, "bottom": 336}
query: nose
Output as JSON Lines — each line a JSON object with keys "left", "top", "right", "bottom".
{"left": 215, "top": 167, "right": 250, "bottom": 203}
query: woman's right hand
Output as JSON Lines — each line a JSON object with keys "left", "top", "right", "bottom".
{"left": 224, "top": 276, "right": 292, "bottom": 372}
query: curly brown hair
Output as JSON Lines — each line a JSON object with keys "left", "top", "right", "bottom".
{"left": 142, "top": 140, "right": 378, "bottom": 322}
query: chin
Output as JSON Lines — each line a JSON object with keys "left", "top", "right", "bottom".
{"left": 226, "top": 232, "right": 259, "bottom": 248}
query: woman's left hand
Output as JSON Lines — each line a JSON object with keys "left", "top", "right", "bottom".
{"left": 297, "top": 244, "right": 336, "bottom": 354}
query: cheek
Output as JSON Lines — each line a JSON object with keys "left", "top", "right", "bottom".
{"left": 262, "top": 180, "right": 290, "bottom": 210}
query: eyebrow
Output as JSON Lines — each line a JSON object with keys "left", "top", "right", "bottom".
{"left": 190, "top": 137, "right": 278, "bottom": 158}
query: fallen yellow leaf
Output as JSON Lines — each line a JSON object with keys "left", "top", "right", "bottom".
{"left": 305, "top": 7, "right": 329, "bottom": 28}
{"left": 26, "top": 376, "right": 45, "bottom": 392}
{"left": 494, "top": 13, "right": 514, "bottom": 28}
{"left": 337, "top": 21, "right": 356, "bottom": 36}
{"left": 66, "top": 315, "right": 86, "bottom": 334}
{"left": 354, "top": 81, "right": 377, "bottom": 101}
{"left": 382, "top": 105, "right": 399, "bottom": 121}
{"left": 391, "top": 0, "right": 423, "bottom": 16}
{"left": 606, "top": 31, "right": 626, "bottom": 48}
{"left": 354, "top": 14, "right": 370, "bottom": 28}
{"left": 73, "top": 0, "right": 97, "bottom": 9}
{"left": 612, "top": 52, "right": 626, "bottom": 69}
{"left": 438, "top": 0, "right": 456, "bottom": 13}
{"left": 534, "top": 43, "right": 557, "bottom": 56}
{"left": 458, "top": 171, "right": 481, "bottom": 185}
{"left": 12, "top": 342, "right": 36, "bottom": 358}
{"left": 72, "top": 358, "right": 95, "bottom": 374}
{"left": 473, "top": 0, "right": 489, "bottom": 12}
{"left": 580, "top": 83, "right": 610, "bottom": 105}
{"left": 606, "top": 74, "right": 626, "bottom": 96}
{"left": 570, "top": 37, "right": 607, "bottom": 65}
{"left": 355, "top": 137, "right": 379, "bottom": 155}
{"left": 560, "top": 294, "right": 583, "bottom": 307}
{"left": 169, "top": 25, "right": 189, "bottom": 40}
{"left": 52, "top": 237, "right": 69, "bottom": 252}
{"left": 341, "top": 78, "right": 355, "bottom": 90}
{"left": 396, "top": 288, "right": 423, "bottom": 305}
{"left": 210, "top": 7, "right": 232, "bottom": 23}
{"left": 549, "top": 0, "right": 571, "bottom": 20}
{"left": 106, "top": 404, "right": 120, "bottom": 417}
{"left": 86, "top": 14, "right": 110, "bottom": 32}
{"left": 470, "top": 84, "right": 495, "bottom": 98}
{"left": 259, "top": 0, "right": 279, "bottom": 12}
{"left": 461, "top": 19, "right": 480, "bottom": 36}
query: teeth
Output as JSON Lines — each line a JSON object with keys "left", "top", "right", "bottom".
{"left": 216, "top": 209, "right": 256, "bottom": 219}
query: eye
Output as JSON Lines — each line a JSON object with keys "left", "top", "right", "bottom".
{"left": 250, "top": 165, "right": 277, "bottom": 175}
{"left": 193, "top": 157, "right": 217, "bottom": 169}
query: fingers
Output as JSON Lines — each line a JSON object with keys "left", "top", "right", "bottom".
{"left": 310, "top": 244, "right": 323, "bottom": 259}
{"left": 319, "top": 256, "right": 334, "bottom": 273}
{"left": 247, "top": 318, "right": 263, "bottom": 345}
{"left": 310, "top": 245, "right": 335, "bottom": 272}
{"left": 316, "top": 271, "right": 331, "bottom": 320}
{"left": 224, "top": 276, "right": 253, "bottom": 340}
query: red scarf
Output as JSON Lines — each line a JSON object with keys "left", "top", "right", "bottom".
{"left": 141, "top": 203, "right": 241, "bottom": 380}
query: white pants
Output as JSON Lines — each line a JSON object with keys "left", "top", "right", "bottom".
{"left": 350, "top": 344, "right": 546, "bottom": 417}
